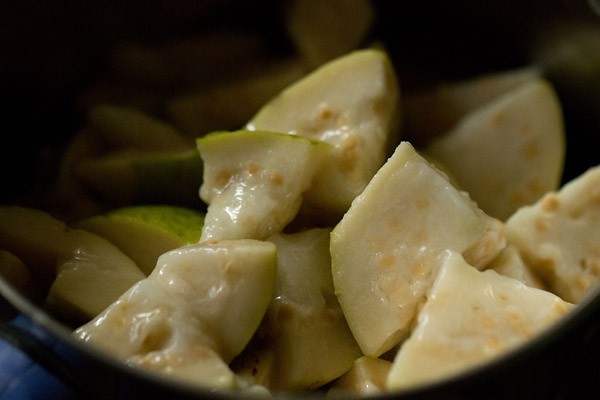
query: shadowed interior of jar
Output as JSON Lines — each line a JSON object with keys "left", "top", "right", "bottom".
{"left": 1, "top": 1, "right": 599, "bottom": 203}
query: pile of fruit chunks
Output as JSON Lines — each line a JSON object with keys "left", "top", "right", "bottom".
{"left": 1, "top": 0, "right": 599, "bottom": 396}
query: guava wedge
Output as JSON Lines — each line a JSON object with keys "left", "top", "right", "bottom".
{"left": 49, "top": 129, "right": 107, "bottom": 221}
{"left": 74, "top": 239, "right": 277, "bottom": 389}
{"left": 284, "top": 0, "right": 376, "bottom": 68}
{"left": 386, "top": 250, "right": 573, "bottom": 391}
{"left": 488, "top": 244, "right": 545, "bottom": 290}
{"left": 232, "top": 228, "right": 361, "bottom": 391}
{"left": 327, "top": 356, "right": 392, "bottom": 397}
{"left": 425, "top": 79, "right": 565, "bottom": 221}
{"left": 331, "top": 141, "right": 505, "bottom": 357}
{"left": 247, "top": 48, "right": 400, "bottom": 217}
{"left": 0, "top": 205, "right": 145, "bottom": 323}
{"left": 88, "top": 103, "right": 190, "bottom": 151}
{"left": 167, "top": 59, "right": 307, "bottom": 136}
{"left": 75, "top": 148, "right": 203, "bottom": 208}
{"left": 505, "top": 165, "right": 600, "bottom": 303}
{"left": 0, "top": 250, "right": 37, "bottom": 300}
{"left": 402, "top": 66, "right": 541, "bottom": 146}
{"left": 197, "top": 130, "right": 328, "bottom": 241}
{"left": 74, "top": 205, "right": 205, "bottom": 275}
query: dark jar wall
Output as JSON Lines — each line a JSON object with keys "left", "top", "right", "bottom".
{"left": 2, "top": 1, "right": 599, "bottom": 202}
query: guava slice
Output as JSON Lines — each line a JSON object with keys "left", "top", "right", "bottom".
{"left": 75, "top": 148, "right": 203, "bottom": 208}
{"left": 0, "top": 205, "right": 145, "bottom": 323}
{"left": 505, "top": 165, "right": 600, "bottom": 303}
{"left": 327, "top": 356, "right": 392, "bottom": 397}
{"left": 74, "top": 239, "right": 277, "bottom": 389}
{"left": 331, "top": 142, "right": 505, "bottom": 357}
{"left": 402, "top": 66, "right": 541, "bottom": 146}
{"left": 425, "top": 79, "right": 565, "bottom": 220}
{"left": 197, "top": 130, "right": 327, "bottom": 241}
{"left": 232, "top": 228, "right": 361, "bottom": 391}
{"left": 386, "top": 250, "right": 573, "bottom": 391}
{"left": 74, "top": 205, "right": 204, "bottom": 275}
{"left": 247, "top": 48, "right": 400, "bottom": 216}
